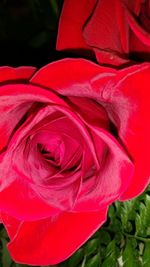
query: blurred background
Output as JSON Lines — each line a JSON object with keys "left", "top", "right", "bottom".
{"left": 0, "top": 0, "right": 64, "bottom": 66}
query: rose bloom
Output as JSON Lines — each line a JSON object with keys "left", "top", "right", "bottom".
{"left": 57, "top": 0, "right": 150, "bottom": 67}
{"left": 0, "top": 59, "right": 150, "bottom": 265}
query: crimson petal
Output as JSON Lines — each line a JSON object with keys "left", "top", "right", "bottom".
{"left": 0, "top": 66, "right": 36, "bottom": 83}
{"left": 6, "top": 208, "right": 107, "bottom": 265}
{"left": 56, "top": 0, "right": 97, "bottom": 53}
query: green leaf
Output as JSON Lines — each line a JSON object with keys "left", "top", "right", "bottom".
{"left": 101, "top": 240, "right": 119, "bottom": 267}
{"left": 108, "top": 204, "right": 115, "bottom": 219}
{"left": 101, "top": 257, "right": 117, "bottom": 267}
{"left": 135, "top": 213, "right": 143, "bottom": 236}
{"left": 144, "top": 195, "right": 150, "bottom": 227}
{"left": 122, "top": 239, "right": 141, "bottom": 267}
{"left": 1, "top": 238, "right": 12, "bottom": 267}
{"left": 48, "top": 0, "right": 59, "bottom": 17}
{"left": 99, "top": 230, "right": 111, "bottom": 245}
{"left": 143, "top": 242, "right": 150, "bottom": 267}
{"left": 120, "top": 200, "right": 136, "bottom": 228}
{"left": 84, "top": 238, "right": 99, "bottom": 256}
{"left": 85, "top": 254, "right": 100, "bottom": 267}
{"left": 67, "top": 248, "right": 84, "bottom": 267}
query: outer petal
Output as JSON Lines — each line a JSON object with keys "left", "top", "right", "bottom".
{"left": 58, "top": 0, "right": 146, "bottom": 66}
{"left": 127, "top": 3, "right": 150, "bottom": 57}
{"left": 30, "top": 58, "right": 116, "bottom": 91}
{"left": 57, "top": 0, "right": 97, "bottom": 54}
{"left": 126, "top": 7, "right": 150, "bottom": 47}
{"left": 130, "top": 33, "right": 150, "bottom": 58}
{"left": 83, "top": 0, "right": 130, "bottom": 66}
{"left": 0, "top": 178, "right": 61, "bottom": 221}
{"left": 0, "top": 66, "right": 36, "bottom": 151}
{"left": 107, "top": 64, "right": 150, "bottom": 199}
{"left": 1, "top": 213, "right": 21, "bottom": 240}
{"left": 6, "top": 208, "right": 107, "bottom": 265}
{"left": 57, "top": 0, "right": 135, "bottom": 66}
{"left": 0, "top": 66, "right": 36, "bottom": 83}
{"left": 74, "top": 129, "right": 134, "bottom": 211}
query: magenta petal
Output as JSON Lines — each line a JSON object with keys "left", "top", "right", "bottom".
{"left": 112, "top": 64, "right": 150, "bottom": 199}
{"left": 0, "top": 178, "right": 61, "bottom": 220}
{"left": 74, "top": 129, "right": 134, "bottom": 211}
{"left": 0, "top": 83, "right": 68, "bottom": 151}
{"left": 31, "top": 60, "right": 150, "bottom": 200}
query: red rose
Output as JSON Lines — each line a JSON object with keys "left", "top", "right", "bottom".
{"left": 0, "top": 59, "right": 150, "bottom": 265}
{"left": 57, "top": 0, "right": 150, "bottom": 67}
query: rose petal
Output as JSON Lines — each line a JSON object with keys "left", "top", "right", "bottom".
{"left": 0, "top": 178, "right": 61, "bottom": 220}
{"left": 31, "top": 59, "right": 150, "bottom": 199}
{"left": 110, "top": 64, "right": 150, "bottom": 199}
{"left": 83, "top": 0, "right": 129, "bottom": 66}
{"left": 57, "top": 0, "right": 131, "bottom": 66}
{"left": 57, "top": 0, "right": 150, "bottom": 66}
{"left": 56, "top": 0, "right": 97, "bottom": 53}
{"left": 126, "top": 6, "right": 150, "bottom": 47}
{"left": 7, "top": 208, "right": 107, "bottom": 265}
{"left": 74, "top": 128, "right": 134, "bottom": 211}
{"left": 0, "top": 81, "right": 99, "bottom": 216}
{"left": 30, "top": 58, "right": 116, "bottom": 92}
{"left": 0, "top": 83, "right": 68, "bottom": 152}
{"left": 1, "top": 213, "right": 21, "bottom": 239}
{"left": 0, "top": 66, "right": 36, "bottom": 83}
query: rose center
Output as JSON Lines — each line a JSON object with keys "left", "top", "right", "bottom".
{"left": 37, "top": 141, "right": 62, "bottom": 167}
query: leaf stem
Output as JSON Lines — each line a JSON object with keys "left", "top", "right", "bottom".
{"left": 49, "top": 0, "right": 59, "bottom": 17}
{"left": 81, "top": 255, "right": 86, "bottom": 267}
{"left": 124, "top": 232, "right": 150, "bottom": 243}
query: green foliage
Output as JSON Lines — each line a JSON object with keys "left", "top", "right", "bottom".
{"left": 1, "top": 187, "right": 150, "bottom": 267}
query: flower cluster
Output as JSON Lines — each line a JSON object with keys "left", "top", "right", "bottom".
{"left": 0, "top": 1, "right": 150, "bottom": 265}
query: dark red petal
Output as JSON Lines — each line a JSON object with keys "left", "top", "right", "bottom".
{"left": 57, "top": 0, "right": 97, "bottom": 52}
{"left": 124, "top": 1, "right": 150, "bottom": 55}
{"left": 83, "top": 0, "right": 129, "bottom": 66}
{"left": 0, "top": 66, "right": 36, "bottom": 83}
{"left": 133, "top": 0, "right": 144, "bottom": 14}
{"left": 130, "top": 32, "right": 150, "bottom": 56}
{"left": 7, "top": 208, "right": 108, "bottom": 265}
{"left": 126, "top": 6, "right": 150, "bottom": 47}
